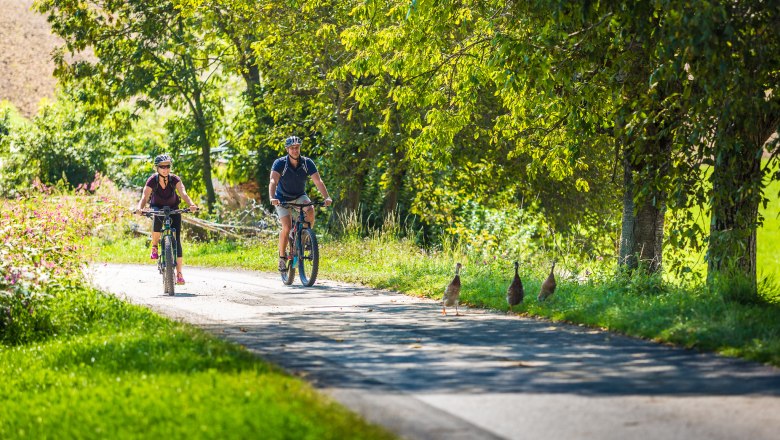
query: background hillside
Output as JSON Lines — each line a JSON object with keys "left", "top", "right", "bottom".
{"left": 0, "top": 0, "right": 59, "bottom": 118}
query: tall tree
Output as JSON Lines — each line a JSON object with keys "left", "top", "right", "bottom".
{"left": 341, "top": 0, "right": 623, "bottom": 246}
{"left": 608, "top": 4, "right": 677, "bottom": 273}
{"left": 37, "top": 0, "right": 225, "bottom": 211}
{"left": 658, "top": 0, "right": 780, "bottom": 292}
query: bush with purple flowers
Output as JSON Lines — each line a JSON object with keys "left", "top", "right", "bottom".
{"left": 0, "top": 175, "right": 124, "bottom": 344}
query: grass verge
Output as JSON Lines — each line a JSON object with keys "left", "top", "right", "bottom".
{"left": 0, "top": 286, "right": 394, "bottom": 439}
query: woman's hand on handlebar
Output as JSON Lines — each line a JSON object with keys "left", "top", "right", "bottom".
{"left": 188, "top": 204, "right": 199, "bottom": 212}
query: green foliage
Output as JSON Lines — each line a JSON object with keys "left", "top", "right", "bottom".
{"left": 0, "top": 187, "right": 125, "bottom": 345}
{"left": 709, "top": 268, "right": 763, "bottom": 305}
{"left": 611, "top": 265, "right": 669, "bottom": 297}
{"left": 0, "top": 103, "right": 25, "bottom": 146}
{"left": 0, "top": 94, "right": 125, "bottom": 195}
{"left": 102, "top": 110, "right": 170, "bottom": 189}
{"left": 37, "top": 0, "right": 230, "bottom": 211}
{"left": 653, "top": 0, "right": 780, "bottom": 285}
{"left": 758, "top": 161, "right": 780, "bottom": 288}
{"left": 0, "top": 95, "right": 175, "bottom": 196}
{"left": 28, "top": 0, "right": 780, "bottom": 289}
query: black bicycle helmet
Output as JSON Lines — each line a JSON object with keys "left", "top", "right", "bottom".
{"left": 284, "top": 136, "right": 302, "bottom": 148}
{"left": 154, "top": 154, "right": 173, "bottom": 166}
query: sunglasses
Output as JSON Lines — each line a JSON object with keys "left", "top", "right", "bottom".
{"left": 157, "top": 164, "right": 171, "bottom": 169}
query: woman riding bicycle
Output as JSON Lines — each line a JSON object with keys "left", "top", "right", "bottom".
{"left": 135, "top": 154, "right": 199, "bottom": 285}
{"left": 269, "top": 135, "right": 332, "bottom": 271}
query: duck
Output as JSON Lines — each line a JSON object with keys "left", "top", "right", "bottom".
{"left": 538, "top": 261, "right": 556, "bottom": 302}
{"left": 442, "top": 262, "right": 462, "bottom": 316}
{"left": 507, "top": 261, "right": 524, "bottom": 312}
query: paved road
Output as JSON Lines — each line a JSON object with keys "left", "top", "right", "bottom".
{"left": 88, "top": 264, "right": 780, "bottom": 440}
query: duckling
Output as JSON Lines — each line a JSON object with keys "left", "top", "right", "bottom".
{"left": 442, "top": 262, "right": 462, "bottom": 316}
{"left": 507, "top": 261, "right": 524, "bottom": 312}
{"left": 538, "top": 261, "right": 557, "bottom": 302}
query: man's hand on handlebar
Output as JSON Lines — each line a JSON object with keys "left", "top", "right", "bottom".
{"left": 270, "top": 198, "right": 281, "bottom": 206}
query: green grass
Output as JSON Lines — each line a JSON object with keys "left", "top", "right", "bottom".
{"left": 758, "top": 165, "right": 780, "bottom": 282}
{"left": 0, "top": 286, "right": 395, "bottom": 439}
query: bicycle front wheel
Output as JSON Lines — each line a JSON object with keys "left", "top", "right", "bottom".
{"left": 297, "top": 228, "right": 319, "bottom": 287}
{"left": 163, "top": 236, "right": 175, "bottom": 295}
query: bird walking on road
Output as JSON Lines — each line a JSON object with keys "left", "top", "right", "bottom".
{"left": 507, "top": 261, "right": 524, "bottom": 312}
{"left": 538, "top": 261, "right": 557, "bottom": 302}
{"left": 443, "top": 262, "right": 462, "bottom": 316}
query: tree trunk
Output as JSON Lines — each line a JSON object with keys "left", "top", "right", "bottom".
{"left": 341, "top": 174, "right": 364, "bottom": 213}
{"left": 198, "top": 133, "right": 216, "bottom": 213}
{"left": 192, "top": 89, "right": 216, "bottom": 213}
{"left": 383, "top": 172, "right": 403, "bottom": 216}
{"left": 383, "top": 154, "right": 406, "bottom": 216}
{"left": 706, "top": 96, "right": 780, "bottom": 292}
{"left": 618, "top": 155, "right": 666, "bottom": 273}
{"left": 618, "top": 128, "right": 670, "bottom": 273}
{"left": 707, "top": 135, "right": 762, "bottom": 290}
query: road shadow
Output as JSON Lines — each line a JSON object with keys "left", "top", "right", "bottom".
{"left": 279, "top": 284, "right": 386, "bottom": 296}
{"left": 201, "top": 300, "right": 780, "bottom": 397}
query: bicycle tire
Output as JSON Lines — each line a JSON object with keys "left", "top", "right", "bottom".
{"left": 163, "top": 236, "right": 175, "bottom": 295}
{"left": 281, "top": 234, "right": 296, "bottom": 285}
{"left": 297, "top": 228, "right": 319, "bottom": 287}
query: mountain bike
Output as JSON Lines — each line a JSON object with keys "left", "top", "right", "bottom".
{"left": 142, "top": 207, "right": 190, "bottom": 295}
{"left": 280, "top": 201, "right": 325, "bottom": 287}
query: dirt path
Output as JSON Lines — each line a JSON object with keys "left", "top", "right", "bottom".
{"left": 88, "top": 264, "right": 780, "bottom": 440}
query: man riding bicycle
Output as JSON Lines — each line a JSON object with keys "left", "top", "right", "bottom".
{"left": 269, "top": 136, "right": 332, "bottom": 271}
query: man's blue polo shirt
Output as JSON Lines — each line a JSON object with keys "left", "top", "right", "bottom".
{"left": 272, "top": 155, "right": 318, "bottom": 201}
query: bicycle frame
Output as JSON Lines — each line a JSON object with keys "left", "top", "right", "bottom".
{"left": 288, "top": 201, "right": 323, "bottom": 244}
{"left": 158, "top": 211, "right": 176, "bottom": 275}
{"left": 143, "top": 207, "right": 190, "bottom": 294}
{"left": 289, "top": 204, "right": 313, "bottom": 265}
{"left": 280, "top": 201, "right": 324, "bottom": 286}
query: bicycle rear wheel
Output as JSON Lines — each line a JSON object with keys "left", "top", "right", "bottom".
{"left": 281, "top": 235, "right": 296, "bottom": 285}
{"left": 163, "top": 236, "right": 175, "bottom": 295}
{"left": 297, "top": 228, "right": 319, "bottom": 287}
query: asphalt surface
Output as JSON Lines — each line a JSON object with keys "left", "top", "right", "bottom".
{"left": 88, "top": 264, "right": 780, "bottom": 440}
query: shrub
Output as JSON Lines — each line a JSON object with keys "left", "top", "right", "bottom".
{"left": 0, "top": 185, "right": 124, "bottom": 345}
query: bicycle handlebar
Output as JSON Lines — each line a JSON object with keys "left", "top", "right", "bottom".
{"left": 280, "top": 201, "right": 327, "bottom": 208}
{"left": 140, "top": 208, "right": 192, "bottom": 218}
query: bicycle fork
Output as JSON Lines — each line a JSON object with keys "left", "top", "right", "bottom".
{"left": 292, "top": 227, "right": 300, "bottom": 267}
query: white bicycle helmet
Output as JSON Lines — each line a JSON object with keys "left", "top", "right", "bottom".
{"left": 154, "top": 154, "right": 173, "bottom": 166}
{"left": 284, "top": 136, "right": 302, "bottom": 148}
